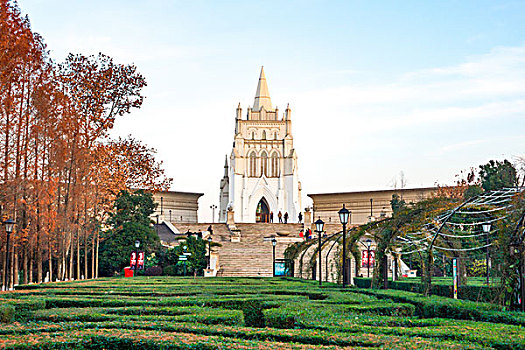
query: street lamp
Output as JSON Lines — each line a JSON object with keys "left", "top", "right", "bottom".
{"left": 210, "top": 205, "right": 217, "bottom": 223}
{"left": 3, "top": 219, "right": 15, "bottom": 290}
{"left": 338, "top": 204, "right": 350, "bottom": 287}
{"left": 183, "top": 245, "right": 188, "bottom": 276}
{"left": 365, "top": 239, "right": 372, "bottom": 278}
{"left": 133, "top": 240, "right": 140, "bottom": 272}
{"left": 482, "top": 223, "right": 491, "bottom": 285}
{"left": 272, "top": 238, "right": 277, "bottom": 277}
{"left": 207, "top": 236, "right": 212, "bottom": 269}
{"left": 315, "top": 218, "right": 325, "bottom": 286}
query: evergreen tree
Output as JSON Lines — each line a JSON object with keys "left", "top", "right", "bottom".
{"left": 479, "top": 160, "right": 517, "bottom": 191}
{"left": 99, "top": 190, "right": 160, "bottom": 276}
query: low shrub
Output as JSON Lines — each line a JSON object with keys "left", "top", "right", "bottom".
{"left": 163, "top": 265, "right": 177, "bottom": 276}
{"left": 0, "top": 304, "right": 15, "bottom": 323}
{"left": 145, "top": 266, "right": 162, "bottom": 276}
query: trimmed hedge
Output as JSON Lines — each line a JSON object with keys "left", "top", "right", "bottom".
{"left": 356, "top": 288, "right": 525, "bottom": 326}
{"left": 354, "top": 278, "right": 499, "bottom": 303}
{"left": 0, "top": 298, "right": 46, "bottom": 321}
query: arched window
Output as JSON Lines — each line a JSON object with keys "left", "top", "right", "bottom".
{"left": 274, "top": 132, "right": 278, "bottom": 140}
{"left": 252, "top": 132, "right": 255, "bottom": 139}
{"left": 262, "top": 130, "right": 266, "bottom": 140}
{"left": 249, "top": 152, "right": 257, "bottom": 177}
{"left": 271, "top": 153, "right": 279, "bottom": 177}
{"left": 261, "top": 151, "right": 268, "bottom": 177}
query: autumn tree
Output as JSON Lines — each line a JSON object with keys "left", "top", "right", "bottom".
{"left": 0, "top": 0, "right": 170, "bottom": 289}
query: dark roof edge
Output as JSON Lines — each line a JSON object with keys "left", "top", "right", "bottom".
{"left": 308, "top": 186, "right": 439, "bottom": 197}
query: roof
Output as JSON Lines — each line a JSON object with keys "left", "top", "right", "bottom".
{"left": 253, "top": 66, "right": 272, "bottom": 111}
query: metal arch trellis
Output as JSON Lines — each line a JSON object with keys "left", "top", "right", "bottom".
{"left": 510, "top": 211, "right": 525, "bottom": 311}
{"left": 396, "top": 187, "right": 524, "bottom": 255}
{"left": 297, "top": 232, "right": 340, "bottom": 279}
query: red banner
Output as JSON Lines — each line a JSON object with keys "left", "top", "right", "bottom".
{"left": 137, "top": 251, "right": 145, "bottom": 270}
{"left": 130, "top": 251, "right": 137, "bottom": 269}
{"left": 361, "top": 250, "right": 375, "bottom": 268}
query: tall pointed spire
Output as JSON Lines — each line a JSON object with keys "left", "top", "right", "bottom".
{"left": 253, "top": 66, "right": 272, "bottom": 111}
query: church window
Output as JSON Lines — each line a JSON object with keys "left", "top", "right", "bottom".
{"left": 261, "top": 151, "right": 268, "bottom": 177}
{"left": 262, "top": 130, "right": 266, "bottom": 140}
{"left": 252, "top": 132, "right": 255, "bottom": 139}
{"left": 274, "top": 132, "right": 278, "bottom": 140}
{"left": 271, "top": 153, "right": 279, "bottom": 177}
{"left": 249, "top": 152, "right": 257, "bottom": 177}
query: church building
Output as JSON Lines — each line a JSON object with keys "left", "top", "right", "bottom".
{"left": 219, "top": 67, "right": 302, "bottom": 223}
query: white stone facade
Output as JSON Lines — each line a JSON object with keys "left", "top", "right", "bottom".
{"left": 219, "top": 67, "right": 302, "bottom": 223}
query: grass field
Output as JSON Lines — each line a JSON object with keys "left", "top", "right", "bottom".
{"left": 0, "top": 277, "right": 523, "bottom": 349}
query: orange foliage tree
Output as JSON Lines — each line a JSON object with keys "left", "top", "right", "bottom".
{"left": 0, "top": 0, "right": 171, "bottom": 289}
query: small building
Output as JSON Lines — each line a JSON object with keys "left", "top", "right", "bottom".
{"left": 151, "top": 190, "right": 203, "bottom": 223}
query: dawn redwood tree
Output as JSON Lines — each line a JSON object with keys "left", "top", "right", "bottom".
{"left": 0, "top": 0, "right": 169, "bottom": 289}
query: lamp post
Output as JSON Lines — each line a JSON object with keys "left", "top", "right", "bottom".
{"left": 3, "top": 219, "right": 15, "bottom": 290}
{"left": 315, "top": 218, "right": 325, "bottom": 286}
{"left": 365, "top": 239, "right": 372, "bottom": 278}
{"left": 207, "top": 236, "right": 212, "bottom": 269}
{"left": 183, "top": 245, "right": 188, "bottom": 276}
{"left": 338, "top": 204, "right": 350, "bottom": 288}
{"left": 210, "top": 205, "right": 217, "bottom": 223}
{"left": 272, "top": 238, "right": 277, "bottom": 277}
{"left": 482, "top": 223, "right": 491, "bottom": 286}
{"left": 134, "top": 240, "right": 140, "bottom": 273}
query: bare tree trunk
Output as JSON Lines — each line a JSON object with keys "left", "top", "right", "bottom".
{"left": 2, "top": 249, "right": 6, "bottom": 289}
{"left": 69, "top": 232, "right": 74, "bottom": 280}
{"left": 14, "top": 249, "right": 19, "bottom": 286}
{"left": 28, "top": 247, "right": 33, "bottom": 284}
{"left": 91, "top": 234, "right": 95, "bottom": 279}
{"left": 84, "top": 231, "right": 88, "bottom": 279}
{"left": 48, "top": 242, "right": 53, "bottom": 282}
{"left": 76, "top": 231, "right": 80, "bottom": 279}
{"left": 23, "top": 245, "right": 28, "bottom": 284}
{"left": 95, "top": 230, "right": 99, "bottom": 278}
{"left": 36, "top": 230, "right": 42, "bottom": 283}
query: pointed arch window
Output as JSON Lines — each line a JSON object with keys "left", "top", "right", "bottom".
{"left": 262, "top": 130, "right": 266, "bottom": 140}
{"left": 261, "top": 151, "right": 268, "bottom": 177}
{"left": 249, "top": 151, "right": 257, "bottom": 177}
{"left": 271, "top": 153, "right": 279, "bottom": 177}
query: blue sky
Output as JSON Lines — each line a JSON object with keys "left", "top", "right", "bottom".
{"left": 18, "top": 0, "right": 525, "bottom": 220}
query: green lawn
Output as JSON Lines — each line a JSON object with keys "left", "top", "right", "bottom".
{"left": 0, "top": 277, "right": 523, "bottom": 349}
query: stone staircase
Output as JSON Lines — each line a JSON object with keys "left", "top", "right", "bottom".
{"left": 170, "top": 222, "right": 344, "bottom": 277}
{"left": 217, "top": 223, "right": 303, "bottom": 277}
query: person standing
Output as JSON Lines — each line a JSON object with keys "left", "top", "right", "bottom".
{"left": 278, "top": 211, "right": 283, "bottom": 223}
{"left": 298, "top": 212, "right": 303, "bottom": 223}
{"left": 270, "top": 211, "right": 274, "bottom": 223}
{"left": 284, "top": 212, "right": 289, "bottom": 224}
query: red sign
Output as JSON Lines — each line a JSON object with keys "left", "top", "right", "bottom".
{"left": 130, "top": 251, "right": 137, "bottom": 269}
{"left": 137, "top": 251, "right": 145, "bottom": 270}
{"left": 361, "top": 250, "right": 375, "bottom": 268}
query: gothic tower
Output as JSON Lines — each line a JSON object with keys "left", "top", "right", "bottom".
{"left": 219, "top": 67, "right": 302, "bottom": 223}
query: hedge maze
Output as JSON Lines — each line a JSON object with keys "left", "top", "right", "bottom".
{"left": 1, "top": 277, "right": 524, "bottom": 349}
